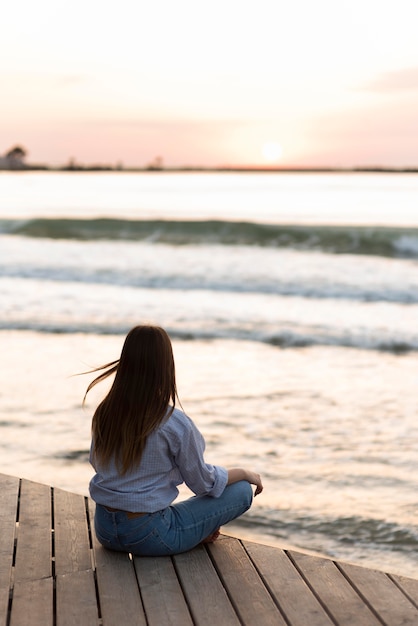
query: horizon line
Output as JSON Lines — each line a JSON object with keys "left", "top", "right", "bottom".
{"left": 2, "top": 164, "right": 418, "bottom": 174}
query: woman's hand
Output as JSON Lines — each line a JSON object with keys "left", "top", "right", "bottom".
{"left": 245, "top": 470, "right": 263, "bottom": 496}
{"left": 227, "top": 468, "right": 264, "bottom": 495}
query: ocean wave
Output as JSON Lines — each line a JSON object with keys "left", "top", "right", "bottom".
{"left": 52, "top": 449, "right": 90, "bottom": 462}
{"left": 1, "top": 321, "right": 417, "bottom": 353}
{"left": 2, "top": 264, "right": 418, "bottom": 304}
{"left": 240, "top": 513, "right": 418, "bottom": 551}
{"left": 2, "top": 218, "right": 418, "bottom": 258}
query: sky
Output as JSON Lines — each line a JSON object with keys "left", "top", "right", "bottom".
{"left": 1, "top": 0, "right": 418, "bottom": 168}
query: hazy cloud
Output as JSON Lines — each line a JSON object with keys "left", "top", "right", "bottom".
{"left": 364, "top": 67, "right": 418, "bottom": 92}
{"left": 0, "top": 72, "right": 89, "bottom": 88}
{"left": 304, "top": 97, "right": 418, "bottom": 167}
{"left": 51, "top": 74, "right": 89, "bottom": 87}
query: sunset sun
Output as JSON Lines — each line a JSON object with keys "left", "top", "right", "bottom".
{"left": 261, "top": 141, "right": 283, "bottom": 163}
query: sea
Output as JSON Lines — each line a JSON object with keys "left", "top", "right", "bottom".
{"left": 1, "top": 170, "right": 418, "bottom": 578}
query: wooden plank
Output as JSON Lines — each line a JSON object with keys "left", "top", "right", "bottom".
{"left": 134, "top": 556, "right": 193, "bottom": 626}
{"left": 14, "top": 479, "right": 52, "bottom": 583}
{"left": 390, "top": 573, "right": 418, "bottom": 608}
{"left": 0, "top": 474, "right": 19, "bottom": 626}
{"left": 174, "top": 541, "right": 241, "bottom": 626}
{"left": 207, "top": 536, "right": 286, "bottom": 626}
{"left": 243, "top": 540, "right": 335, "bottom": 626}
{"left": 54, "top": 488, "right": 91, "bottom": 575}
{"left": 10, "top": 578, "right": 53, "bottom": 626}
{"left": 288, "top": 550, "right": 382, "bottom": 626}
{"left": 88, "top": 500, "right": 147, "bottom": 626}
{"left": 56, "top": 569, "right": 99, "bottom": 626}
{"left": 95, "top": 550, "right": 146, "bottom": 626}
{"left": 339, "top": 561, "right": 418, "bottom": 626}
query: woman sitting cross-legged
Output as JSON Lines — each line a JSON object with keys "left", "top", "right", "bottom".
{"left": 84, "top": 325, "right": 263, "bottom": 556}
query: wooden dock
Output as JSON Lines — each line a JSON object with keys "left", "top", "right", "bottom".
{"left": 1, "top": 473, "right": 418, "bottom": 626}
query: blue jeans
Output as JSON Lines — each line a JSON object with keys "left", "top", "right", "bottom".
{"left": 94, "top": 481, "right": 253, "bottom": 556}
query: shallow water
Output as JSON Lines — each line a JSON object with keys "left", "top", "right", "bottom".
{"left": 1, "top": 331, "right": 417, "bottom": 577}
{"left": 1, "top": 171, "right": 417, "bottom": 578}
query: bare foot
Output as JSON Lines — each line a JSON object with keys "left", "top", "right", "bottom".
{"left": 201, "top": 528, "right": 221, "bottom": 544}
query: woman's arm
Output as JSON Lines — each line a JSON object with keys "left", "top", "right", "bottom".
{"left": 227, "top": 468, "right": 263, "bottom": 496}
{"left": 168, "top": 412, "right": 263, "bottom": 498}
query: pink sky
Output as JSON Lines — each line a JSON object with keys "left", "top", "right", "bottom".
{"left": 2, "top": 0, "right": 418, "bottom": 168}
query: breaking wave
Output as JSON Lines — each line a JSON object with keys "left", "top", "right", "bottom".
{"left": 2, "top": 218, "right": 418, "bottom": 258}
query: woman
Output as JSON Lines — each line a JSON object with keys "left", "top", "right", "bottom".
{"left": 85, "top": 325, "right": 263, "bottom": 556}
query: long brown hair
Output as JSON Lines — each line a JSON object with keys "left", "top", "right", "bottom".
{"left": 84, "top": 325, "right": 178, "bottom": 474}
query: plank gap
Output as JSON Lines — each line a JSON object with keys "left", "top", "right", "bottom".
{"left": 6, "top": 587, "right": 13, "bottom": 626}
{"left": 12, "top": 538, "right": 17, "bottom": 569}
{"left": 50, "top": 487, "right": 55, "bottom": 531}
{"left": 53, "top": 576, "right": 57, "bottom": 626}
{"left": 86, "top": 493, "right": 103, "bottom": 622}
{"left": 387, "top": 573, "right": 418, "bottom": 610}
{"left": 85, "top": 495, "right": 97, "bottom": 575}
{"left": 93, "top": 567, "right": 103, "bottom": 622}
{"left": 6, "top": 481, "right": 21, "bottom": 626}
{"left": 334, "top": 561, "right": 387, "bottom": 626}
{"left": 50, "top": 487, "right": 56, "bottom": 626}
{"left": 129, "top": 552, "right": 148, "bottom": 621}
{"left": 85, "top": 497, "right": 94, "bottom": 551}
{"left": 51, "top": 489, "right": 56, "bottom": 579}
{"left": 285, "top": 550, "right": 339, "bottom": 626}
{"left": 15, "top": 479, "right": 22, "bottom": 524}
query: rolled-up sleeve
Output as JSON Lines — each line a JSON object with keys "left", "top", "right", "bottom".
{"left": 168, "top": 415, "right": 228, "bottom": 498}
